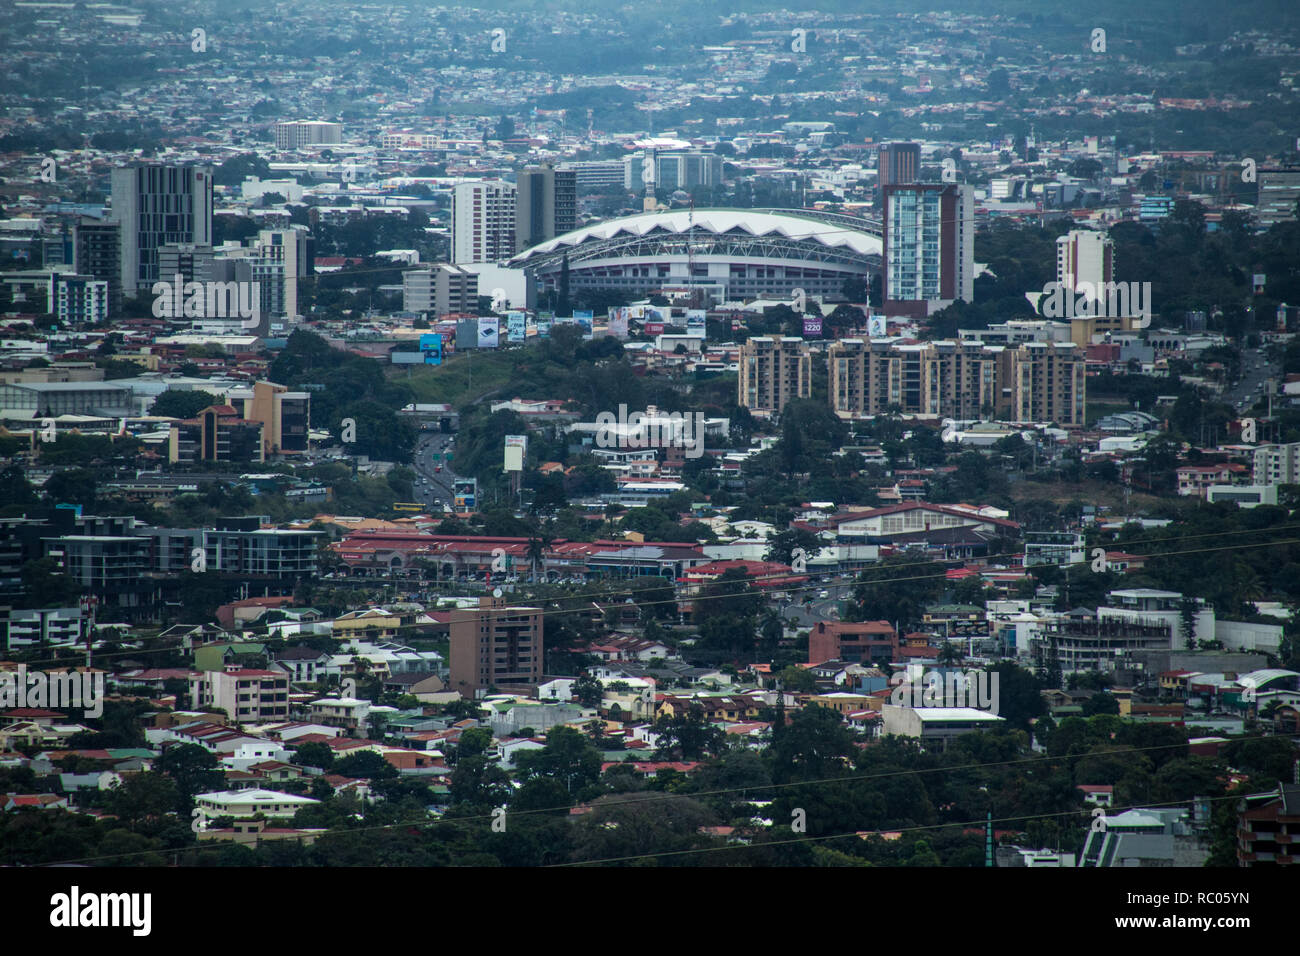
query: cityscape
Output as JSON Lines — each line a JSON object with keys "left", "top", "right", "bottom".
{"left": 0, "top": 0, "right": 1297, "bottom": 897}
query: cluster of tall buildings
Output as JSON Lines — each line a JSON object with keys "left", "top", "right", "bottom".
{"left": 58, "top": 162, "right": 314, "bottom": 330}
{"left": 451, "top": 164, "right": 577, "bottom": 265}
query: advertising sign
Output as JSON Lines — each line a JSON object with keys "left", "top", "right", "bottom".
{"left": 418, "top": 332, "right": 443, "bottom": 365}
{"left": 478, "top": 316, "right": 500, "bottom": 348}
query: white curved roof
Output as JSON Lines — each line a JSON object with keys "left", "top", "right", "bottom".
{"left": 513, "top": 209, "right": 882, "bottom": 261}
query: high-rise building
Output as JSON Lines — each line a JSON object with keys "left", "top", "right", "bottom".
{"left": 72, "top": 217, "right": 121, "bottom": 317}
{"left": 403, "top": 263, "right": 478, "bottom": 316}
{"left": 877, "top": 142, "right": 920, "bottom": 189}
{"left": 622, "top": 152, "right": 724, "bottom": 191}
{"left": 996, "top": 341, "right": 1086, "bottom": 425}
{"left": 250, "top": 228, "right": 311, "bottom": 323}
{"left": 738, "top": 336, "right": 811, "bottom": 417}
{"left": 829, "top": 338, "right": 1084, "bottom": 424}
{"left": 451, "top": 180, "right": 516, "bottom": 264}
{"left": 1255, "top": 167, "right": 1300, "bottom": 228}
{"left": 515, "top": 165, "right": 577, "bottom": 254}
{"left": 1056, "top": 229, "right": 1113, "bottom": 294}
{"left": 557, "top": 160, "right": 625, "bottom": 192}
{"left": 449, "top": 596, "right": 544, "bottom": 696}
{"left": 109, "top": 164, "right": 214, "bottom": 296}
{"left": 882, "top": 183, "right": 973, "bottom": 317}
{"left": 157, "top": 243, "right": 215, "bottom": 287}
{"left": 275, "top": 121, "right": 343, "bottom": 150}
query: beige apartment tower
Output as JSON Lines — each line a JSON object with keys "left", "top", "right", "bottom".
{"left": 738, "top": 336, "right": 812, "bottom": 417}
{"left": 449, "top": 596, "right": 544, "bottom": 697}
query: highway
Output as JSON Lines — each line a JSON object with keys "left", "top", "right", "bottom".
{"left": 1224, "top": 343, "right": 1280, "bottom": 414}
{"left": 411, "top": 431, "right": 458, "bottom": 511}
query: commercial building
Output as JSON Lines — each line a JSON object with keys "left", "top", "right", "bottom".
{"left": 623, "top": 151, "right": 725, "bottom": 192}
{"left": 202, "top": 519, "right": 321, "bottom": 580}
{"left": 738, "top": 336, "right": 811, "bottom": 417}
{"left": 876, "top": 141, "right": 920, "bottom": 189}
{"left": 451, "top": 180, "right": 516, "bottom": 264}
{"left": 274, "top": 121, "right": 343, "bottom": 150}
{"left": 1255, "top": 167, "right": 1300, "bottom": 228}
{"left": 882, "top": 183, "right": 974, "bottom": 317}
{"left": 808, "top": 620, "right": 897, "bottom": 666}
{"left": 515, "top": 164, "right": 577, "bottom": 254}
{"left": 224, "top": 381, "right": 310, "bottom": 457}
{"left": 402, "top": 263, "right": 478, "bottom": 316}
{"left": 109, "top": 163, "right": 214, "bottom": 294}
{"left": 1237, "top": 784, "right": 1300, "bottom": 866}
{"left": 557, "top": 160, "right": 625, "bottom": 192}
{"left": 449, "top": 595, "right": 543, "bottom": 696}
{"left": 168, "top": 404, "right": 265, "bottom": 464}
{"left": 0, "top": 381, "right": 133, "bottom": 417}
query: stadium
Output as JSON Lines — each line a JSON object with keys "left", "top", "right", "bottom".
{"left": 507, "top": 208, "right": 882, "bottom": 302}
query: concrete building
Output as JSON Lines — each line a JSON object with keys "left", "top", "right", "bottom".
{"left": 880, "top": 705, "right": 1006, "bottom": 748}
{"left": 274, "top": 121, "right": 342, "bottom": 150}
{"left": 1253, "top": 442, "right": 1300, "bottom": 486}
{"left": 72, "top": 217, "right": 121, "bottom": 316}
{"left": 402, "top": 263, "right": 477, "bottom": 317}
{"left": 882, "top": 182, "right": 974, "bottom": 317}
{"left": 1255, "top": 167, "right": 1300, "bottom": 228}
{"left": 47, "top": 273, "right": 109, "bottom": 325}
{"left": 515, "top": 164, "right": 577, "bottom": 254}
{"left": 449, "top": 596, "right": 543, "bottom": 697}
{"left": 201, "top": 519, "right": 321, "bottom": 580}
{"left": 1055, "top": 229, "right": 1113, "bottom": 296}
{"left": 224, "top": 381, "right": 309, "bottom": 456}
{"left": 738, "top": 336, "right": 811, "bottom": 417}
{"left": 808, "top": 620, "right": 897, "bottom": 666}
{"left": 190, "top": 668, "right": 291, "bottom": 723}
{"left": 109, "top": 164, "right": 214, "bottom": 294}
{"left": 876, "top": 142, "right": 920, "bottom": 189}
{"left": 0, "top": 381, "right": 133, "bottom": 417}
{"left": 451, "top": 180, "right": 516, "bottom": 264}
{"left": 557, "top": 160, "right": 625, "bottom": 192}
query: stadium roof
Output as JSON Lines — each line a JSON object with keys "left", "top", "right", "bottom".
{"left": 510, "top": 208, "right": 882, "bottom": 265}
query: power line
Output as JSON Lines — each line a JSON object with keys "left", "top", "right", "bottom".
{"left": 17, "top": 521, "right": 1300, "bottom": 669}
{"left": 32, "top": 732, "right": 1273, "bottom": 867}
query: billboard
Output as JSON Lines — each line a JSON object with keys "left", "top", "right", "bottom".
{"left": 457, "top": 319, "right": 479, "bottom": 349}
{"left": 453, "top": 477, "right": 478, "bottom": 512}
{"left": 802, "top": 316, "right": 823, "bottom": 338}
{"left": 504, "top": 434, "right": 527, "bottom": 472}
{"left": 536, "top": 311, "right": 553, "bottom": 337}
{"left": 506, "top": 311, "right": 527, "bottom": 342}
{"left": 868, "top": 315, "right": 887, "bottom": 337}
{"left": 607, "top": 307, "right": 629, "bottom": 340}
{"left": 644, "top": 321, "right": 664, "bottom": 335}
{"left": 686, "top": 309, "right": 707, "bottom": 337}
{"left": 574, "top": 310, "right": 594, "bottom": 340}
{"left": 419, "top": 332, "right": 443, "bottom": 365}
{"left": 478, "top": 316, "right": 500, "bottom": 348}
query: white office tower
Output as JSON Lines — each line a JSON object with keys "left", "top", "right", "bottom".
{"left": 109, "top": 164, "right": 214, "bottom": 294}
{"left": 1055, "top": 229, "right": 1113, "bottom": 294}
{"left": 451, "top": 180, "right": 517, "bottom": 264}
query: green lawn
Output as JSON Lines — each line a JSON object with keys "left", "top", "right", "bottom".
{"left": 389, "top": 348, "right": 517, "bottom": 408}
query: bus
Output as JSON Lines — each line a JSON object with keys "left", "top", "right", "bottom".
{"left": 392, "top": 502, "right": 425, "bottom": 513}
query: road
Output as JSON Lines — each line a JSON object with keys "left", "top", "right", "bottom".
{"left": 782, "top": 579, "right": 856, "bottom": 628}
{"left": 1224, "top": 343, "right": 1279, "bottom": 414}
{"left": 412, "top": 431, "right": 458, "bottom": 511}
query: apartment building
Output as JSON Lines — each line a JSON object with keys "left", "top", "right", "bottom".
{"left": 449, "top": 596, "right": 543, "bottom": 697}
{"left": 402, "top": 263, "right": 478, "bottom": 316}
{"left": 1253, "top": 442, "right": 1300, "bottom": 486}
{"left": 996, "top": 341, "right": 1086, "bottom": 426}
{"left": 876, "top": 142, "right": 920, "bottom": 189}
{"left": 224, "top": 381, "right": 309, "bottom": 456}
{"left": 274, "top": 121, "right": 342, "bottom": 150}
{"left": 72, "top": 217, "right": 121, "bottom": 317}
{"left": 882, "top": 182, "right": 974, "bottom": 317}
{"left": 168, "top": 404, "right": 266, "bottom": 465}
{"left": 828, "top": 338, "right": 1083, "bottom": 424}
{"left": 738, "top": 336, "right": 811, "bottom": 417}
{"left": 808, "top": 620, "right": 897, "bottom": 666}
{"left": 1056, "top": 229, "right": 1113, "bottom": 293}
{"left": 190, "top": 668, "right": 291, "bottom": 723}
{"left": 451, "top": 180, "right": 516, "bottom": 264}
{"left": 202, "top": 519, "right": 321, "bottom": 580}
{"left": 47, "top": 273, "right": 109, "bottom": 325}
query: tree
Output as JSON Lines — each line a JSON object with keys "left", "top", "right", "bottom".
{"left": 573, "top": 672, "right": 603, "bottom": 708}
{"left": 653, "top": 704, "right": 726, "bottom": 761}
{"left": 568, "top": 792, "right": 716, "bottom": 864}
{"left": 149, "top": 388, "right": 221, "bottom": 419}
{"left": 156, "top": 743, "right": 225, "bottom": 808}
{"left": 293, "top": 741, "right": 335, "bottom": 771}
{"left": 513, "top": 726, "right": 603, "bottom": 796}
